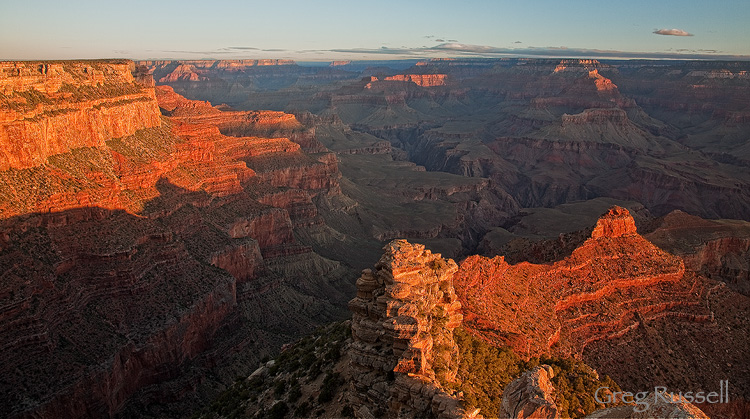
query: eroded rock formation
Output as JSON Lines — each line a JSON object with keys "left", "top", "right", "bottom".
{"left": 501, "top": 366, "right": 560, "bottom": 419}
{"left": 348, "top": 240, "right": 473, "bottom": 418}
{"left": 0, "top": 61, "right": 161, "bottom": 171}
{"left": 382, "top": 74, "right": 449, "bottom": 87}
{"left": 456, "top": 206, "right": 691, "bottom": 357}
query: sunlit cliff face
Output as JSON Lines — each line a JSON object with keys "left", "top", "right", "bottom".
{"left": 455, "top": 206, "right": 692, "bottom": 358}
{"left": 588, "top": 69, "right": 618, "bottom": 92}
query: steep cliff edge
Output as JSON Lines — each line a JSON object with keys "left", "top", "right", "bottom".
{"left": 0, "top": 61, "right": 161, "bottom": 171}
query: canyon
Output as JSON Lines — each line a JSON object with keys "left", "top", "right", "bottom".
{"left": 0, "top": 61, "right": 354, "bottom": 417}
{"left": 1, "top": 57, "right": 749, "bottom": 418}
{"left": 210, "top": 209, "right": 733, "bottom": 418}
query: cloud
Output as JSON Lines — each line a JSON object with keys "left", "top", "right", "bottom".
{"left": 653, "top": 28, "right": 693, "bottom": 36}
{"left": 317, "top": 42, "right": 750, "bottom": 61}
{"left": 160, "top": 49, "right": 235, "bottom": 55}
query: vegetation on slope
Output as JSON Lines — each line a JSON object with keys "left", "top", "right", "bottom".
{"left": 193, "top": 321, "right": 353, "bottom": 419}
{"left": 196, "top": 320, "right": 623, "bottom": 419}
{"left": 447, "top": 328, "right": 623, "bottom": 418}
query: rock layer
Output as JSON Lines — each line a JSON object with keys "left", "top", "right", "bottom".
{"left": 0, "top": 61, "right": 161, "bottom": 171}
{"left": 455, "top": 206, "right": 692, "bottom": 357}
{"left": 454, "top": 206, "right": 750, "bottom": 406}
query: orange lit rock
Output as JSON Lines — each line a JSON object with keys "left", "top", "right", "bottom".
{"left": 590, "top": 205, "right": 638, "bottom": 238}
{"left": 454, "top": 206, "right": 695, "bottom": 357}
{"left": 363, "top": 74, "right": 449, "bottom": 89}
{"left": 384, "top": 74, "right": 448, "bottom": 87}
{"left": 0, "top": 61, "right": 161, "bottom": 171}
{"left": 588, "top": 69, "right": 618, "bottom": 92}
{"left": 348, "top": 240, "right": 469, "bottom": 418}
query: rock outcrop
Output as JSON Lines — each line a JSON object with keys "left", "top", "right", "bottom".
{"left": 501, "top": 366, "right": 560, "bottom": 419}
{"left": 455, "top": 206, "right": 692, "bottom": 357}
{"left": 348, "top": 240, "right": 473, "bottom": 418}
{"left": 500, "top": 366, "right": 709, "bottom": 419}
{"left": 383, "top": 74, "right": 449, "bottom": 87}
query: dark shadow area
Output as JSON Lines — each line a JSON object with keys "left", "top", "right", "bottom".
{"left": 0, "top": 176, "right": 354, "bottom": 418}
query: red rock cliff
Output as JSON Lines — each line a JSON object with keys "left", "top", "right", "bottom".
{"left": 0, "top": 61, "right": 161, "bottom": 171}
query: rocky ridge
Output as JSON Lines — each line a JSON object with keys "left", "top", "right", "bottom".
{"left": 453, "top": 206, "right": 750, "bottom": 408}
{"left": 455, "top": 206, "right": 695, "bottom": 357}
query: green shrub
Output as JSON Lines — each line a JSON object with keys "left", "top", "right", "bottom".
{"left": 273, "top": 379, "right": 287, "bottom": 398}
{"left": 268, "top": 401, "right": 289, "bottom": 419}
{"left": 318, "top": 372, "right": 342, "bottom": 403}
{"left": 288, "top": 383, "right": 302, "bottom": 403}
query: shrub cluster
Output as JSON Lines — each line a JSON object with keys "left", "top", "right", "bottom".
{"left": 447, "top": 328, "right": 622, "bottom": 418}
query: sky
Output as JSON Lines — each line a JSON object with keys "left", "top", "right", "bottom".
{"left": 1, "top": 0, "right": 749, "bottom": 61}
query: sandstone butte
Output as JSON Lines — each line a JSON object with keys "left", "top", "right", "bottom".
{"left": 0, "top": 60, "right": 347, "bottom": 418}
